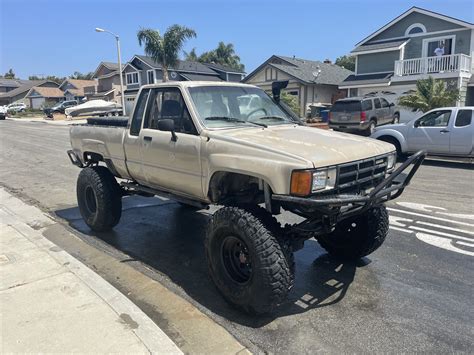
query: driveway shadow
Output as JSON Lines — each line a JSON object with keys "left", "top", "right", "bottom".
{"left": 55, "top": 196, "right": 368, "bottom": 327}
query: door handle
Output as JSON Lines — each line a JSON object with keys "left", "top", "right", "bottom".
{"left": 440, "top": 129, "right": 450, "bottom": 133}
{"left": 144, "top": 136, "right": 152, "bottom": 141}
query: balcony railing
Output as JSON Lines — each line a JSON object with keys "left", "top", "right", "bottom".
{"left": 394, "top": 54, "right": 471, "bottom": 76}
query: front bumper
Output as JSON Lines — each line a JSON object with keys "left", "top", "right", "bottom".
{"left": 272, "top": 150, "right": 426, "bottom": 217}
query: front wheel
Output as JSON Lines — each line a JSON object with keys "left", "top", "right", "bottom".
{"left": 77, "top": 166, "right": 122, "bottom": 232}
{"left": 205, "top": 206, "right": 294, "bottom": 314}
{"left": 317, "top": 205, "right": 389, "bottom": 260}
{"left": 392, "top": 113, "right": 400, "bottom": 124}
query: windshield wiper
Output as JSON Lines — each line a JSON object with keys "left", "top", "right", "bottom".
{"left": 205, "top": 116, "right": 267, "bottom": 128}
{"left": 257, "top": 116, "right": 286, "bottom": 120}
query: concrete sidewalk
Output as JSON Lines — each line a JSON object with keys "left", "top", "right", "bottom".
{"left": 0, "top": 188, "right": 182, "bottom": 353}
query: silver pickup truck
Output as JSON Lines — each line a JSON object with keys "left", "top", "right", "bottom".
{"left": 68, "top": 81, "right": 425, "bottom": 314}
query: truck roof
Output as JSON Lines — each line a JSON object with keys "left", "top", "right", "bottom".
{"left": 140, "top": 81, "right": 257, "bottom": 90}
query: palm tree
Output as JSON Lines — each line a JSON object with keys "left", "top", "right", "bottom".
{"left": 398, "top": 76, "right": 459, "bottom": 112}
{"left": 137, "top": 25, "right": 196, "bottom": 82}
{"left": 198, "top": 42, "right": 245, "bottom": 71}
{"left": 183, "top": 47, "right": 199, "bottom": 61}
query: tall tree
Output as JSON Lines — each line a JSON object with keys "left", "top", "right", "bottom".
{"left": 398, "top": 76, "right": 459, "bottom": 112}
{"left": 335, "top": 55, "right": 355, "bottom": 71}
{"left": 198, "top": 42, "right": 244, "bottom": 71}
{"left": 137, "top": 25, "right": 196, "bottom": 81}
{"left": 4, "top": 68, "right": 16, "bottom": 79}
{"left": 183, "top": 48, "right": 199, "bottom": 61}
{"left": 70, "top": 71, "right": 94, "bottom": 80}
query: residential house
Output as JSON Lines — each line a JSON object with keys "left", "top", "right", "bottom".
{"left": 242, "top": 55, "right": 353, "bottom": 116}
{"left": 339, "top": 7, "right": 474, "bottom": 106}
{"left": 121, "top": 55, "right": 245, "bottom": 113}
{"left": 59, "top": 79, "right": 97, "bottom": 102}
{"left": 25, "top": 86, "right": 65, "bottom": 108}
{"left": 0, "top": 79, "right": 59, "bottom": 106}
{"left": 85, "top": 62, "right": 123, "bottom": 102}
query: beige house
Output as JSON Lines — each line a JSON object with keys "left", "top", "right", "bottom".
{"left": 85, "top": 62, "right": 123, "bottom": 102}
{"left": 59, "top": 79, "right": 97, "bottom": 102}
{"left": 243, "top": 55, "right": 352, "bottom": 116}
{"left": 25, "top": 86, "right": 64, "bottom": 108}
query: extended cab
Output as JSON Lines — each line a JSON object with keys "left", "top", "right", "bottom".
{"left": 68, "top": 81, "right": 425, "bottom": 314}
{"left": 371, "top": 107, "right": 473, "bottom": 159}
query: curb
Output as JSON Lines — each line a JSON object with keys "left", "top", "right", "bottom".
{"left": 0, "top": 188, "right": 182, "bottom": 354}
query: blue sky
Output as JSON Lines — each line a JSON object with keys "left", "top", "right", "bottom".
{"left": 0, "top": 0, "right": 472, "bottom": 79}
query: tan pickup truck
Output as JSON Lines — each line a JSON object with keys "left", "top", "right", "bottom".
{"left": 68, "top": 81, "right": 425, "bottom": 314}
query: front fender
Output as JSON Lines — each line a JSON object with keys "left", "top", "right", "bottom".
{"left": 371, "top": 129, "right": 408, "bottom": 153}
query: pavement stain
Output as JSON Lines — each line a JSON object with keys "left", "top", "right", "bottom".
{"left": 119, "top": 313, "right": 139, "bottom": 330}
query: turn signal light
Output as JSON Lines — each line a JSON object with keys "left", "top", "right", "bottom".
{"left": 290, "top": 171, "right": 312, "bottom": 196}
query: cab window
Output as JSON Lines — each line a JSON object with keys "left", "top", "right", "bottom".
{"left": 415, "top": 110, "right": 451, "bottom": 127}
{"left": 129, "top": 89, "right": 150, "bottom": 136}
{"left": 374, "top": 98, "right": 381, "bottom": 109}
{"left": 454, "top": 109, "right": 472, "bottom": 127}
{"left": 144, "top": 88, "right": 197, "bottom": 135}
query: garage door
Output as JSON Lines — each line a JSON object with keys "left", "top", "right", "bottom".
{"left": 31, "top": 97, "right": 44, "bottom": 109}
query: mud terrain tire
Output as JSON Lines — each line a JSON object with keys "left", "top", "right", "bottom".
{"left": 317, "top": 205, "right": 389, "bottom": 260}
{"left": 205, "top": 206, "right": 294, "bottom": 314}
{"left": 77, "top": 166, "right": 122, "bottom": 232}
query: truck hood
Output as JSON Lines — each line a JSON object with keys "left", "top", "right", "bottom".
{"left": 206, "top": 125, "right": 395, "bottom": 168}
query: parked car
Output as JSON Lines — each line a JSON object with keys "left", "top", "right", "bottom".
{"left": 0, "top": 105, "right": 7, "bottom": 120}
{"left": 43, "top": 100, "right": 78, "bottom": 118}
{"left": 329, "top": 96, "right": 399, "bottom": 135}
{"left": 371, "top": 107, "right": 473, "bottom": 158}
{"left": 7, "top": 102, "right": 26, "bottom": 113}
{"left": 67, "top": 81, "right": 425, "bottom": 314}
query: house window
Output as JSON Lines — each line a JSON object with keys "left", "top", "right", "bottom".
{"left": 424, "top": 36, "right": 454, "bottom": 57}
{"left": 287, "top": 90, "right": 298, "bottom": 96}
{"left": 147, "top": 70, "right": 155, "bottom": 84}
{"left": 126, "top": 72, "right": 139, "bottom": 85}
{"left": 405, "top": 23, "right": 426, "bottom": 36}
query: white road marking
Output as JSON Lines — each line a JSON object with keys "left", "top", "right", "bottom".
{"left": 437, "top": 212, "right": 474, "bottom": 221}
{"left": 396, "top": 202, "right": 447, "bottom": 213}
{"left": 410, "top": 226, "right": 474, "bottom": 243}
{"left": 457, "top": 241, "right": 474, "bottom": 248}
{"left": 416, "top": 233, "right": 474, "bottom": 257}
{"left": 416, "top": 221, "right": 474, "bottom": 236}
{"left": 389, "top": 226, "right": 413, "bottom": 233}
{"left": 387, "top": 207, "right": 474, "bottom": 228}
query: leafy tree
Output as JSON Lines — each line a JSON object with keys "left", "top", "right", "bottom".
{"left": 183, "top": 48, "right": 199, "bottom": 61}
{"left": 280, "top": 91, "right": 300, "bottom": 116}
{"left": 28, "top": 75, "right": 67, "bottom": 84}
{"left": 335, "top": 55, "right": 355, "bottom": 71}
{"left": 398, "top": 76, "right": 459, "bottom": 112}
{"left": 4, "top": 68, "right": 16, "bottom": 79}
{"left": 137, "top": 25, "right": 196, "bottom": 82}
{"left": 70, "top": 71, "right": 94, "bottom": 80}
{"left": 197, "top": 42, "right": 244, "bottom": 71}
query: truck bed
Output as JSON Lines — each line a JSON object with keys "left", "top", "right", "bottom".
{"left": 86, "top": 117, "right": 128, "bottom": 127}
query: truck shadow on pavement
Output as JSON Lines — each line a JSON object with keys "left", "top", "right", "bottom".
{"left": 55, "top": 196, "right": 367, "bottom": 327}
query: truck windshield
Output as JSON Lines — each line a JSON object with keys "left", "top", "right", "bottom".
{"left": 187, "top": 86, "right": 294, "bottom": 128}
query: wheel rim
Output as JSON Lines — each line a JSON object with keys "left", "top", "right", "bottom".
{"left": 394, "top": 115, "right": 399, "bottom": 123}
{"left": 84, "top": 186, "right": 97, "bottom": 214}
{"left": 370, "top": 122, "right": 376, "bottom": 134}
{"left": 221, "top": 236, "right": 252, "bottom": 284}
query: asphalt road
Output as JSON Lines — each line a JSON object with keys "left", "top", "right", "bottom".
{"left": 1, "top": 119, "right": 473, "bottom": 353}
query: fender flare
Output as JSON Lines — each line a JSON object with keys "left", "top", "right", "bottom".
{"left": 371, "top": 130, "right": 408, "bottom": 153}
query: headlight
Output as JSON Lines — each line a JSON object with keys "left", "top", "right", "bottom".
{"left": 387, "top": 153, "right": 396, "bottom": 170}
{"left": 290, "top": 167, "right": 337, "bottom": 196}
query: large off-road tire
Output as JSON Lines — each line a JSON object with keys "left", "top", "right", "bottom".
{"left": 205, "top": 205, "right": 294, "bottom": 314}
{"left": 317, "top": 205, "right": 389, "bottom": 260}
{"left": 77, "top": 166, "right": 122, "bottom": 232}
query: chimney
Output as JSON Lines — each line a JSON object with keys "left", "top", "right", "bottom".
{"left": 324, "top": 59, "right": 332, "bottom": 64}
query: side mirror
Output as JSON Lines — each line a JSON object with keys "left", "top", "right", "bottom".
{"left": 158, "top": 119, "right": 177, "bottom": 141}
{"left": 389, "top": 102, "right": 395, "bottom": 107}
{"left": 414, "top": 121, "right": 420, "bottom": 128}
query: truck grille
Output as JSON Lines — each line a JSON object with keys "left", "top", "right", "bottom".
{"left": 335, "top": 154, "right": 389, "bottom": 194}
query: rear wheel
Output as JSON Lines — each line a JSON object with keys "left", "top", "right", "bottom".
{"left": 205, "top": 205, "right": 294, "bottom": 314}
{"left": 366, "top": 120, "right": 377, "bottom": 136}
{"left": 392, "top": 112, "right": 400, "bottom": 124}
{"left": 317, "top": 205, "right": 389, "bottom": 260}
{"left": 77, "top": 166, "right": 122, "bottom": 232}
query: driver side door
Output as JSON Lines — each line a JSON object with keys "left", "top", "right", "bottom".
{"left": 139, "top": 87, "right": 204, "bottom": 199}
{"left": 407, "top": 109, "right": 452, "bottom": 154}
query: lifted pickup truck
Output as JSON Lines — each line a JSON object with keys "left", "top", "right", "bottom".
{"left": 68, "top": 81, "right": 425, "bottom": 314}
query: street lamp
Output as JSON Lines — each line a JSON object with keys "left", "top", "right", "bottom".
{"left": 95, "top": 27, "right": 126, "bottom": 115}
